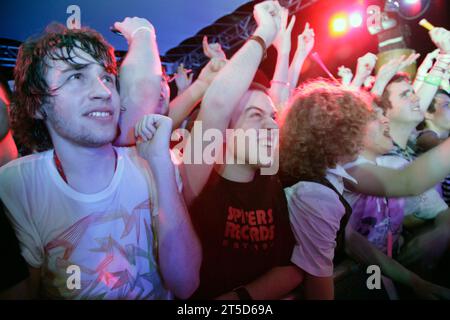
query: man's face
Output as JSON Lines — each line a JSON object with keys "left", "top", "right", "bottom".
{"left": 385, "top": 80, "right": 423, "bottom": 125}
{"left": 363, "top": 106, "right": 394, "bottom": 156}
{"left": 428, "top": 93, "right": 450, "bottom": 131}
{"left": 42, "top": 47, "right": 120, "bottom": 148}
{"left": 228, "top": 90, "right": 278, "bottom": 167}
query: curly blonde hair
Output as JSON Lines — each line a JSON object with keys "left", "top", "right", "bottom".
{"left": 280, "top": 79, "right": 373, "bottom": 182}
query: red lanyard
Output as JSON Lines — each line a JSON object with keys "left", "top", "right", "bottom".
{"left": 53, "top": 150, "right": 117, "bottom": 184}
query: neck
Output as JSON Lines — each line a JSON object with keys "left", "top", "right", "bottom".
{"left": 425, "top": 120, "right": 449, "bottom": 139}
{"left": 360, "top": 149, "right": 377, "bottom": 162}
{"left": 53, "top": 140, "right": 116, "bottom": 194}
{"left": 389, "top": 121, "right": 416, "bottom": 149}
{"left": 218, "top": 163, "right": 257, "bottom": 183}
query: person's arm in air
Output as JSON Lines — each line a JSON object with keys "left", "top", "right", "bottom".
{"left": 268, "top": 7, "right": 295, "bottom": 111}
{"left": 113, "top": 17, "right": 162, "bottom": 146}
{"left": 371, "top": 53, "right": 419, "bottom": 97}
{"left": 168, "top": 58, "right": 226, "bottom": 130}
{"left": 413, "top": 49, "right": 440, "bottom": 92}
{"left": 287, "top": 23, "right": 314, "bottom": 91}
{"left": 350, "top": 53, "right": 377, "bottom": 89}
{"left": 416, "top": 28, "right": 450, "bottom": 113}
{"left": 180, "top": 0, "right": 282, "bottom": 206}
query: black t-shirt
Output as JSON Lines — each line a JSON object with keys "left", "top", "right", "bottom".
{"left": 0, "top": 200, "right": 29, "bottom": 291}
{"left": 189, "top": 170, "right": 295, "bottom": 299}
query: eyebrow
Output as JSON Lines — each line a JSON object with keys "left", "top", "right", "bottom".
{"left": 400, "top": 89, "right": 412, "bottom": 96}
{"left": 245, "top": 106, "right": 265, "bottom": 114}
{"left": 58, "top": 63, "right": 90, "bottom": 74}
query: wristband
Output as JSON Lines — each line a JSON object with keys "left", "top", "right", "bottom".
{"left": 271, "top": 80, "right": 290, "bottom": 87}
{"left": 424, "top": 74, "right": 442, "bottom": 87}
{"left": 131, "top": 26, "right": 154, "bottom": 39}
{"left": 431, "top": 66, "right": 447, "bottom": 74}
{"left": 249, "top": 35, "right": 267, "bottom": 60}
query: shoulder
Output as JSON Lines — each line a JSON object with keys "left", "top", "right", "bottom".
{"left": 285, "top": 181, "right": 344, "bottom": 222}
{"left": 0, "top": 151, "right": 51, "bottom": 186}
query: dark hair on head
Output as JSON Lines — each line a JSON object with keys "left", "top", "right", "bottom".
{"left": 280, "top": 78, "right": 373, "bottom": 182}
{"left": 417, "top": 89, "right": 450, "bottom": 130}
{"left": 11, "top": 23, "right": 117, "bottom": 151}
{"left": 379, "top": 72, "right": 410, "bottom": 113}
{"left": 427, "top": 89, "right": 450, "bottom": 114}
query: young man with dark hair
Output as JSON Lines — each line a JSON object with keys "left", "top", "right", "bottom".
{"left": 0, "top": 19, "right": 200, "bottom": 299}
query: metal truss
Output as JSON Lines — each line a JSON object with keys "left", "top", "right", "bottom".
{"left": 1, "top": 0, "right": 322, "bottom": 75}
{"left": 163, "top": 0, "right": 321, "bottom": 73}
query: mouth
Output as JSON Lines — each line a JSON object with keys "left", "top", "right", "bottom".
{"left": 383, "top": 129, "right": 391, "bottom": 139}
{"left": 412, "top": 105, "right": 421, "bottom": 112}
{"left": 83, "top": 109, "right": 115, "bottom": 120}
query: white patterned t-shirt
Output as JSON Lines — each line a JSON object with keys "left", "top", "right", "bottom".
{"left": 0, "top": 147, "right": 172, "bottom": 300}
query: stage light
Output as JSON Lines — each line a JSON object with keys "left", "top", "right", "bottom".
{"left": 403, "top": 0, "right": 419, "bottom": 4}
{"left": 330, "top": 13, "right": 348, "bottom": 37}
{"left": 349, "top": 12, "right": 363, "bottom": 28}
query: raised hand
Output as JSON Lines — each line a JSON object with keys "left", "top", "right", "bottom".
{"left": 417, "top": 49, "right": 440, "bottom": 76}
{"left": 371, "top": 53, "right": 420, "bottom": 96}
{"left": 429, "top": 27, "right": 450, "bottom": 54}
{"left": 202, "top": 36, "right": 226, "bottom": 60}
{"left": 135, "top": 114, "right": 173, "bottom": 161}
{"left": 253, "top": 0, "right": 283, "bottom": 47}
{"left": 378, "top": 53, "right": 420, "bottom": 82}
{"left": 113, "top": 17, "right": 155, "bottom": 44}
{"left": 296, "top": 22, "right": 315, "bottom": 58}
{"left": 197, "top": 57, "right": 227, "bottom": 85}
{"left": 337, "top": 65, "right": 353, "bottom": 85}
{"left": 174, "top": 63, "right": 193, "bottom": 94}
{"left": 273, "top": 7, "right": 296, "bottom": 55}
{"left": 355, "top": 52, "right": 378, "bottom": 79}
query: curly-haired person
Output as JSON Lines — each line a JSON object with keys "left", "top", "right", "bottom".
{"left": 279, "top": 80, "right": 373, "bottom": 299}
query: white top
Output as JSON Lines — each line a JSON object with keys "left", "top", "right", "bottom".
{"left": 284, "top": 165, "right": 357, "bottom": 277}
{"left": 0, "top": 147, "right": 173, "bottom": 300}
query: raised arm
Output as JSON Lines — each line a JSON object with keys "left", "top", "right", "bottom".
{"left": 269, "top": 7, "right": 295, "bottom": 111}
{"left": 114, "top": 17, "right": 162, "bottom": 146}
{"left": 371, "top": 53, "right": 419, "bottom": 97}
{"left": 416, "top": 28, "right": 450, "bottom": 113}
{"left": 180, "top": 0, "right": 282, "bottom": 205}
{"left": 413, "top": 49, "right": 440, "bottom": 92}
{"left": 135, "top": 114, "right": 201, "bottom": 299}
{"left": 337, "top": 65, "right": 354, "bottom": 86}
{"left": 346, "top": 137, "right": 450, "bottom": 197}
{"left": 350, "top": 53, "right": 377, "bottom": 89}
{"left": 288, "top": 22, "right": 314, "bottom": 90}
{"left": 168, "top": 40, "right": 226, "bottom": 130}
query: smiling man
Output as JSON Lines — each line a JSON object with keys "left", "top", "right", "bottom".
{"left": 0, "top": 23, "right": 200, "bottom": 299}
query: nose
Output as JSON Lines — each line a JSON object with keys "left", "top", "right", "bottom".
{"left": 88, "top": 76, "right": 112, "bottom": 100}
{"left": 411, "top": 92, "right": 420, "bottom": 103}
{"left": 264, "top": 116, "right": 279, "bottom": 130}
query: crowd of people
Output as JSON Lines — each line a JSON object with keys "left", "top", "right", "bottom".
{"left": 1, "top": 0, "right": 450, "bottom": 300}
